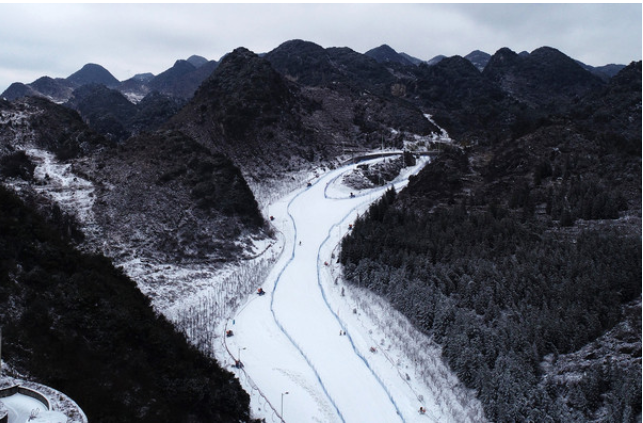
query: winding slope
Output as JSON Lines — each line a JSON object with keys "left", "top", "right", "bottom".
{"left": 226, "top": 157, "right": 485, "bottom": 422}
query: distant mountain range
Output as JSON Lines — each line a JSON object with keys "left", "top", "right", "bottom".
{"left": 0, "top": 38, "right": 639, "bottom": 423}
{"left": 0, "top": 40, "right": 632, "bottom": 158}
{"left": 1, "top": 54, "right": 217, "bottom": 104}
{"left": 2, "top": 44, "right": 626, "bottom": 105}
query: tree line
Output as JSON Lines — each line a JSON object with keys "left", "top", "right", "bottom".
{"left": 340, "top": 186, "right": 641, "bottom": 422}
{"left": 0, "top": 185, "right": 257, "bottom": 422}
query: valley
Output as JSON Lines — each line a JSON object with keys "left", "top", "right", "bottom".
{"left": 221, "top": 156, "right": 484, "bottom": 422}
{"left": 0, "top": 39, "right": 640, "bottom": 423}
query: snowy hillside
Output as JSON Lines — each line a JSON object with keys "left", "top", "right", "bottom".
{"left": 220, "top": 157, "right": 485, "bottom": 422}
{"left": 165, "top": 155, "right": 485, "bottom": 422}
{"left": 4, "top": 105, "right": 484, "bottom": 421}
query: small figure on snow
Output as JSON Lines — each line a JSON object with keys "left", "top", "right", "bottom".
{"left": 226, "top": 330, "right": 234, "bottom": 337}
{"left": 270, "top": 215, "right": 275, "bottom": 221}
{"left": 350, "top": 192, "right": 355, "bottom": 198}
{"left": 257, "top": 287, "right": 265, "bottom": 296}
{"left": 419, "top": 406, "right": 426, "bottom": 414}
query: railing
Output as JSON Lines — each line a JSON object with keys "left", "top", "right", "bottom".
{"left": 0, "top": 385, "right": 50, "bottom": 409}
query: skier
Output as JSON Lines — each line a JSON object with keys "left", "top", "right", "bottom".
{"left": 257, "top": 287, "right": 265, "bottom": 296}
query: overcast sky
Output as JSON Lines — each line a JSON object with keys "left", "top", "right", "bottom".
{"left": 0, "top": 3, "right": 640, "bottom": 93}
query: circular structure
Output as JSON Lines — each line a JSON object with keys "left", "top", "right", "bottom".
{"left": 0, "top": 380, "right": 86, "bottom": 423}
{"left": 0, "top": 392, "right": 50, "bottom": 423}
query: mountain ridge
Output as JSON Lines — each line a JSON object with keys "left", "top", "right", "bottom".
{"left": 0, "top": 38, "right": 640, "bottom": 423}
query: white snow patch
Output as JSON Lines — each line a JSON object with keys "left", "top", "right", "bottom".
{"left": 24, "top": 148, "right": 96, "bottom": 226}
{"left": 424, "top": 114, "right": 452, "bottom": 143}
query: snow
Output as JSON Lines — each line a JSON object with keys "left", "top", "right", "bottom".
{"left": 423, "top": 114, "right": 451, "bottom": 143}
{"left": 3, "top": 112, "right": 486, "bottom": 421}
{"left": 27, "top": 149, "right": 96, "bottom": 225}
{"left": 4, "top": 146, "right": 98, "bottom": 231}
{"left": 0, "top": 393, "right": 65, "bottom": 423}
{"left": 216, "top": 156, "right": 486, "bottom": 422}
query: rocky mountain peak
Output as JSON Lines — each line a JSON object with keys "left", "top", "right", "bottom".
{"left": 483, "top": 46, "right": 604, "bottom": 108}
{"left": 483, "top": 47, "right": 520, "bottom": 71}
{"left": 1, "top": 82, "right": 36, "bottom": 100}
{"left": 131, "top": 72, "right": 155, "bottom": 82}
{"left": 464, "top": 50, "right": 491, "bottom": 71}
{"left": 426, "top": 54, "right": 447, "bottom": 66}
{"left": 434, "top": 55, "right": 482, "bottom": 75}
{"left": 187, "top": 54, "right": 208, "bottom": 68}
{"left": 365, "top": 44, "right": 414, "bottom": 66}
{"left": 66, "top": 63, "right": 119, "bottom": 87}
{"left": 182, "top": 46, "right": 296, "bottom": 141}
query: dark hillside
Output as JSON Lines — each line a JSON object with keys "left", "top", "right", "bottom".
{"left": 130, "top": 91, "right": 186, "bottom": 134}
{"left": 65, "top": 83, "right": 139, "bottom": 142}
{"left": 325, "top": 46, "right": 398, "bottom": 94}
{"left": 264, "top": 40, "right": 339, "bottom": 86}
{"left": 409, "top": 55, "right": 518, "bottom": 144}
{"left": 65, "top": 85, "right": 186, "bottom": 142}
{"left": 170, "top": 47, "right": 317, "bottom": 177}
{"left": 30, "top": 76, "right": 76, "bottom": 101}
{"left": 1, "top": 83, "right": 38, "bottom": 101}
{"left": 148, "top": 59, "right": 218, "bottom": 99}
{"left": 483, "top": 46, "right": 605, "bottom": 110}
{"left": 339, "top": 61, "right": 642, "bottom": 422}
{"left": 265, "top": 40, "right": 398, "bottom": 94}
{"left": 0, "top": 185, "right": 253, "bottom": 423}
{"left": 571, "top": 61, "right": 642, "bottom": 155}
{"left": 80, "top": 130, "right": 264, "bottom": 263}
{"left": 173, "top": 46, "right": 438, "bottom": 179}
{"left": 24, "top": 97, "right": 110, "bottom": 160}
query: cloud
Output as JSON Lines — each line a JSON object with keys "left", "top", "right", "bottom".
{"left": 0, "top": 3, "right": 640, "bottom": 93}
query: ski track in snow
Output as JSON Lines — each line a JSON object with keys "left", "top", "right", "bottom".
{"left": 223, "top": 157, "right": 486, "bottom": 423}
{"left": 3, "top": 129, "right": 485, "bottom": 422}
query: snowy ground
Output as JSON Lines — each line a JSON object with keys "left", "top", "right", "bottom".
{"left": 216, "top": 157, "right": 485, "bottom": 422}
{"left": 3, "top": 116, "right": 485, "bottom": 422}
{"left": 15, "top": 148, "right": 485, "bottom": 422}
{"left": 25, "top": 148, "right": 96, "bottom": 226}
{"left": 0, "top": 393, "right": 66, "bottom": 423}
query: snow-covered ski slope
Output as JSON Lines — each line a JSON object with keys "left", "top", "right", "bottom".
{"left": 223, "top": 157, "right": 485, "bottom": 422}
